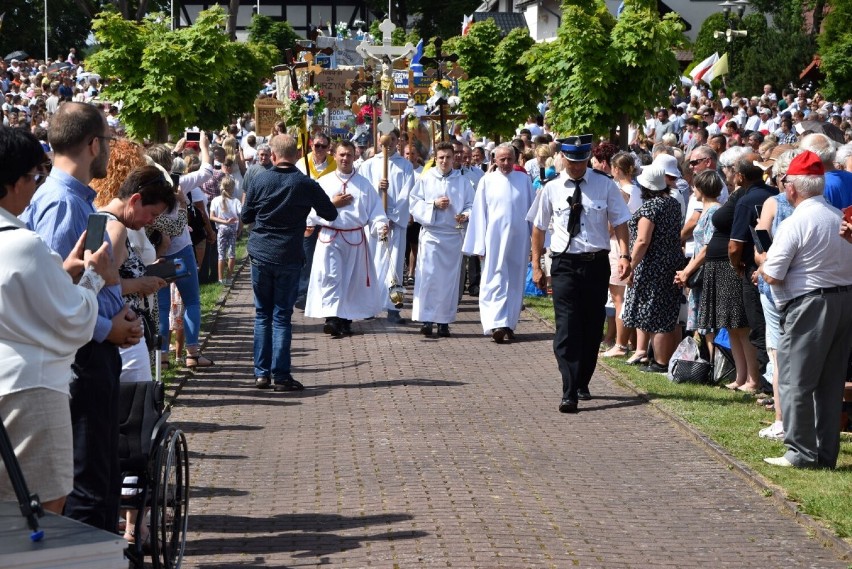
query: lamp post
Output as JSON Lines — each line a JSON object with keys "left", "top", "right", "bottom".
{"left": 714, "top": 0, "right": 748, "bottom": 43}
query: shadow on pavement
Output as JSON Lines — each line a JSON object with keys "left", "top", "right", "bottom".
{"left": 576, "top": 395, "right": 648, "bottom": 412}
{"left": 187, "top": 512, "right": 428, "bottom": 559}
{"left": 173, "top": 421, "right": 264, "bottom": 433}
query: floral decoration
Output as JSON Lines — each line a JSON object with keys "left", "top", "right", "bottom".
{"left": 278, "top": 88, "right": 327, "bottom": 128}
{"left": 335, "top": 21, "right": 349, "bottom": 38}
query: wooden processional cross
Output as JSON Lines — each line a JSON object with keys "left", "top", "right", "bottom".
{"left": 419, "top": 37, "right": 460, "bottom": 143}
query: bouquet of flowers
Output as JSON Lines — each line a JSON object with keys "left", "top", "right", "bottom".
{"left": 279, "top": 88, "right": 327, "bottom": 128}
{"left": 428, "top": 79, "right": 458, "bottom": 109}
{"left": 335, "top": 21, "right": 349, "bottom": 38}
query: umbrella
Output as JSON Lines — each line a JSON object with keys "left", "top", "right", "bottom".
{"left": 48, "top": 61, "right": 72, "bottom": 72}
{"left": 4, "top": 50, "right": 28, "bottom": 63}
{"left": 76, "top": 72, "right": 101, "bottom": 83}
{"left": 796, "top": 120, "right": 845, "bottom": 144}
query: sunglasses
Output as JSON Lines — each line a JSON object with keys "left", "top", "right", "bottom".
{"left": 688, "top": 158, "right": 707, "bottom": 167}
{"left": 313, "top": 143, "right": 329, "bottom": 150}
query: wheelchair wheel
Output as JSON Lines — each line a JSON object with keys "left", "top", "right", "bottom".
{"left": 150, "top": 425, "right": 189, "bottom": 569}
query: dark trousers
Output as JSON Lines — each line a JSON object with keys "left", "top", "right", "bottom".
{"left": 466, "top": 255, "right": 481, "bottom": 292}
{"left": 297, "top": 229, "right": 319, "bottom": 301}
{"left": 743, "top": 267, "right": 769, "bottom": 376}
{"left": 551, "top": 254, "right": 610, "bottom": 400}
{"left": 64, "top": 340, "right": 122, "bottom": 532}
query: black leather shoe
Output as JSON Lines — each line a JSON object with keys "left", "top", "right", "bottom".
{"left": 577, "top": 388, "right": 592, "bottom": 401}
{"left": 419, "top": 322, "right": 433, "bottom": 336}
{"left": 323, "top": 318, "right": 342, "bottom": 336}
{"left": 640, "top": 361, "right": 668, "bottom": 373}
{"left": 437, "top": 324, "right": 450, "bottom": 337}
{"left": 468, "top": 286, "right": 479, "bottom": 297}
{"left": 341, "top": 319, "right": 353, "bottom": 335}
{"left": 505, "top": 328, "right": 515, "bottom": 340}
{"left": 255, "top": 376, "right": 271, "bottom": 389}
{"left": 387, "top": 310, "right": 407, "bottom": 324}
{"left": 559, "top": 399, "right": 578, "bottom": 413}
{"left": 273, "top": 377, "right": 305, "bottom": 392}
{"left": 491, "top": 328, "right": 506, "bottom": 343}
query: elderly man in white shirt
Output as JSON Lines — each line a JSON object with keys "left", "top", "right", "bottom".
{"left": 759, "top": 151, "right": 852, "bottom": 469}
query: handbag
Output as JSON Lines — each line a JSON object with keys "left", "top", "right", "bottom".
{"left": 686, "top": 265, "right": 704, "bottom": 289}
{"left": 139, "top": 310, "right": 159, "bottom": 352}
{"left": 671, "top": 359, "right": 713, "bottom": 384}
{"left": 186, "top": 191, "right": 207, "bottom": 245}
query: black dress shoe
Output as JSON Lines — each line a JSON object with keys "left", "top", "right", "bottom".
{"left": 577, "top": 388, "right": 592, "bottom": 401}
{"left": 420, "top": 322, "right": 433, "bottom": 336}
{"left": 491, "top": 328, "right": 506, "bottom": 343}
{"left": 323, "top": 318, "right": 342, "bottom": 336}
{"left": 341, "top": 319, "right": 353, "bottom": 335}
{"left": 273, "top": 377, "right": 305, "bottom": 392}
{"left": 468, "top": 286, "right": 479, "bottom": 297}
{"left": 255, "top": 376, "right": 271, "bottom": 389}
{"left": 505, "top": 328, "right": 515, "bottom": 340}
{"left": 387, "top": 310, "right": 407, "bottom": 324}
{"left": 437, "top": 323, "right": 450, "bottom": 337}
{"left": 640, "top": 361, "right": 668, "bottom": 373}
{"left": 559, "top": 399, "right": 578, "bottom": 413}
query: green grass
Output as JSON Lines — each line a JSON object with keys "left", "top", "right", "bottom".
{"left": 524, "top": 295, "right": 852, "bottom": 544}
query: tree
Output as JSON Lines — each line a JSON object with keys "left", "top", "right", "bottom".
{"left": 365, "top": 0, "right": 479, "bottom": 41}
{"left": 0, "top": 0, "right": 91, "bottom": 61}
{"left": 523, "top": 0, "right": 684, "bottom": 146}
{"left": 246, "top": 14, "right": 300, "bottom": 62}
{"left": 819, "top": 0, "right": 852, "bottom": 100}
{"left": 453, "top": 20, "right": 541, "bottom": 140}
{"left": 88, "top": 7, "right": 277, "bottom": 142}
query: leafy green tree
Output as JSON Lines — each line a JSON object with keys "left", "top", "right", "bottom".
{"left": 88, "top": 7, "right": 277, "bottom": 141}
{"left": 819, "top": 0, "right": 852, "bottom": 101}
{"left": 453, "top": 20, "right": 540, "bottom": 140}
{"left": 523, "top": 0, "right": 683, "bottom": 145}
{"left": 365, "top": 0, "right": 479, "bottom": 41}
{"left": 246, "top": 14, "right": 300, "bottom": 63}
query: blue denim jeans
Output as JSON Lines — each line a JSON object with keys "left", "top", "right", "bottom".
{"left": 251, "top": 258, "right": 303, "bottom": 381}
{"left": 157, "top": 244, "right": 202, "bottom": 353}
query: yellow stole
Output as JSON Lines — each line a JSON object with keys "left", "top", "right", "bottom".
{"left": 307, "top": 153, "right": 336, "bottom": 179}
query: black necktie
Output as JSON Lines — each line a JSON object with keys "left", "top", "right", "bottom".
{"left": 566, "top": 178, "right": 583, "bottom": 239}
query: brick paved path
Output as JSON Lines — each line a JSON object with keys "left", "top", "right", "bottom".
{"left": 171, "top": 271, "right": 849, "bottom": 568}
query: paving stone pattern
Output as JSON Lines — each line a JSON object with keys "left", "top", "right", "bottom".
{"left": 172, "top": 272, "right": 848, "bottom": 568}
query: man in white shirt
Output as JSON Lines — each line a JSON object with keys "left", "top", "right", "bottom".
{"left": 528, "top": 135, "right": 632, "bottom": 413}
{"left": 410, "top": 142, "right": 475, "bottom": 337}
{"left": 304, "top": 141, "right": 388, "bottom": 336}
{"left": 759, "top": 151, "right": 852, "bottom": 469}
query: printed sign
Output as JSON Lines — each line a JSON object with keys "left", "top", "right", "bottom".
{"left": 314, "top": 69, "right": 359, "bottom": 110}
{"left": 254, "top": 98, "right": 284, "bottom": 138}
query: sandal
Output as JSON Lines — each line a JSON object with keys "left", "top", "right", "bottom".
{"left": 625, "top": 351, "right": 648, "bottom": 365}
{"left": 602, "top": 344, "right": 630, "bottom": 358}
{"left": 185, "top": 354, "right": 215, "bottom": 368}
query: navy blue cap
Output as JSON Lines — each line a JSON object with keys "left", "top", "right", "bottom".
{"left": 558, "top": 134, "right": 593, "bottom": 161}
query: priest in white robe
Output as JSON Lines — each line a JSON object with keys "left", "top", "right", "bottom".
{"left": 359, "top": 128, "right": 415, "bottom": 324}
{"left": 410, "top": 142, "right": 475, "bottom": 337}
{"left": 462, "top": 143, "right": 535, "bottom": 343}
{"left": 305, "top": 141, "right": 388, "bottom": 336}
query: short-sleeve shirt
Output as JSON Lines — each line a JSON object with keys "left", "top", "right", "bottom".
{"left": 730, "top": 182, "right": 778, "bottom": 267}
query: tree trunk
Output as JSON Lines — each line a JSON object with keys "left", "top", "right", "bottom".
{"left": 810, "top": 0, "right": 827, "bottom": 38}
{"left": 135, "top": 0, "right": 150, "bottom": 21}
{"left": 226, "top": 0, "right": 240, "bottom": 40}
{"left": 154, "top": 116, "right": 169, "bottom": 143}
{"left": 617, "top": 113, "right": 629, "bottom": 150}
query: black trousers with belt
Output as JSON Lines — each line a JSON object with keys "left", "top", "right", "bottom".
{"left": 63, "top": 339, "right": 122, "bottom": 532}
{"left": 550, "top": 252, "right": 610, "bottom": 401}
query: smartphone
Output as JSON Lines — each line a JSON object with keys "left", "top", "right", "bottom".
{"left": 144, "top": 258, "right": 190, "bottom": 282}
{"left": 751, "top": 226, "right": 773, "bottom": 254}
{"left": 83, "top": 213, "right": 108, "bottom": 252}
{"left": 185, "top": 130, "right": 201, "bottom": 142}
{"left": 844, "top": 205, "right": 852, "bottom": 224}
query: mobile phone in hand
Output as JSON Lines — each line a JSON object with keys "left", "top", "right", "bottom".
{"left": 84, "top": 213, "right": 108, "bottom": 252}
{"left": 185, "top": 130, "right": 201, "bottom": 142}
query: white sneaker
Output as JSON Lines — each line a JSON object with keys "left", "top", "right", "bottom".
{"left": 763, "top": 456, "right": 794, "bottom": 467}
{"left": 759, "top": 421, "right": 785, "bottom": 440}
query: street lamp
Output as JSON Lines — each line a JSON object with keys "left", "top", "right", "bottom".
{"left": 714, "top": 0, "right": 748, "bottom": 43}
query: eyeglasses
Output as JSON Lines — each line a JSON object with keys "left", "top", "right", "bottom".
{"left": 780, "top": 175, "right": 789, "bottom": 186}
{"left": 688, "top": 158, "right": 707, "bottom": 167}
{"left": 22, "top": 171, "right": 45, "bottom": 184}
{"left": 313, "top": 143, "right": 329, "bottom": 150}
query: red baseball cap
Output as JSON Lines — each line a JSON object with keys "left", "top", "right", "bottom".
{"left": 786, "top": 150, "right": 824, "bottom": 176}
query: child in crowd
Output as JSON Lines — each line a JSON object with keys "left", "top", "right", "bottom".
{"left": 208, "top": 176, "right": 241, "bottom": 286}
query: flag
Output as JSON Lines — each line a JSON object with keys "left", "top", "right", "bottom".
{"left": 702, "top": 53, "right": 729, "bottom": 83}
{"left": 690, "top": 52, "right": 719, "bottom": 84}
{"left": 462, "top": 14, "right": 474, "bottom": 36}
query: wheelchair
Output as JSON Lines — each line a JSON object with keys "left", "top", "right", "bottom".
{"left": 118, "top": 380, "right": 189, "bottom": 569}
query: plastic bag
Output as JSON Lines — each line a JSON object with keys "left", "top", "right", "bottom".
{"left": 667, "top": 336, "right": 712, "bottom": 383}
{"left": 524, "top": 262, "right": 546, "bottom": 297}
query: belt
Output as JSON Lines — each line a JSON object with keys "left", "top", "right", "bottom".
{"left": 785, "top": 285, "right": 851, "bottom": 310}
{"left": 554, "top": 250, "right": 609, "bottom": 261}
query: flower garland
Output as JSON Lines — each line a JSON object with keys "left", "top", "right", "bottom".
{"left": 278, "top": 88, "right": 327, "bottom": 128}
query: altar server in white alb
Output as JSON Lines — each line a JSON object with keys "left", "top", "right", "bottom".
{"left": 305, "top": 141, "right": 388, "bottom": 336}
{"left": 410, "top": 142, "right": 475, "bottom": 337}
{"left": 462, "top": 143, "right": 536, "bottom": 343}
{"left": 360, "top": 128, "right": 415, "bottom": 324}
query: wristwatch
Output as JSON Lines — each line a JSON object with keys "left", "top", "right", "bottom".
{"left": 619, "top": 254, "right": 632, "bottom": 261}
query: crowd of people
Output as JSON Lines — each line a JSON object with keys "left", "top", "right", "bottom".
{"left": 1, "top": 51, "right": 852, "bottom": 551}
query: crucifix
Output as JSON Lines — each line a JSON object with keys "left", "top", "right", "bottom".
{"left": 419, "top": 37, "right": 460, "bottom": 143}
{"left": 356, "top": 18, "right": 416, "bottom": 207}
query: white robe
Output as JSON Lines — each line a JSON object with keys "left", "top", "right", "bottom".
{"left": 410, "top": 169, "right": 475, "bottom": 324}
{"left": 462, "top": 170, "right": 535, "bottom": 333}
{"left": 304, "top": 172, "right": 388, "bottom": 320}
{"left": 359, "top": 152, "right": 415, "bottom": 311}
